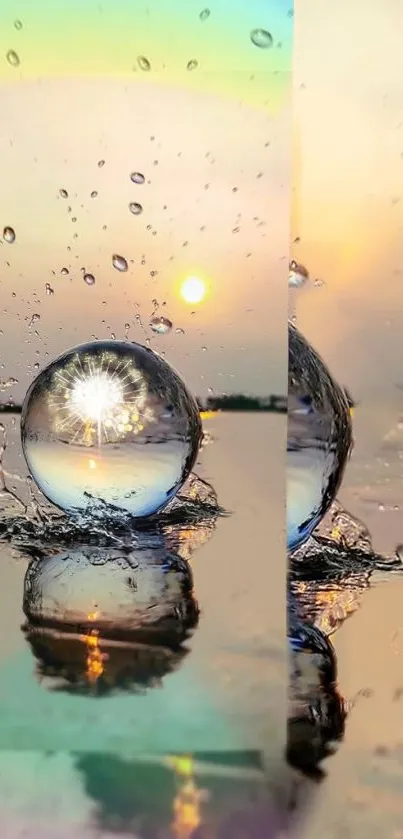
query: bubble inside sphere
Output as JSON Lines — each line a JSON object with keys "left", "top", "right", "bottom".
{"left": 21, "top": 340, "right": 202, "bottom": 517}
{"left": 287, "top": 323, "right": 352, "bottom": 552}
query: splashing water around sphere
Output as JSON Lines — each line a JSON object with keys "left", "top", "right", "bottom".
{"left": 287, "top": 323, "right": 352, "bottom": 552}
{"left": 21, "top": 341, "right": 202, "bottom": 518}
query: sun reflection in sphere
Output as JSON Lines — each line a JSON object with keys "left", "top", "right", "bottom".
{"left": 48, "top": 349, "right": 154, "bottom": 448}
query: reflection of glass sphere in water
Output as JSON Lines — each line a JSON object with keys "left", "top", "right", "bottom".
{"left": 21, "top": 340, "right": 202, "bottom": 517}
{"left": 288, "top": 323, "right": 352, "bottom": 552}
{"left": 23, "top": 544, "right": 198, "bottom": 644}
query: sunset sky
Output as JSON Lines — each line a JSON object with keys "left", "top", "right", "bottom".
{"left": 0, "top": 0, "right": 292, "bottom": 404}
{"left": 293, "top": 0, "right": 403, "bottom": 460}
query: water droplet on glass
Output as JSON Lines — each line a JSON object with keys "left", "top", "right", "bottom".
{"left": 21, "top": 340, "right": 202, "bottom": 517}
{"left": 199, "top": 8, "right": 210, "bottom": 21}
{"left": 6, "top": 49, "right": 20, "bottom": 67}
{"left": 28, "top": 313, "right": 40, "bottom": 328}
{"left": 3, "top": 226, "right": 15, "bottom": 243}
{"left": 175, "top": 327, "right": 185, "bottom": 335}
{"left": 288, "top": 260, "right": 309, "bottom": 289}
{"left": 33, "top": 362, "right": 39, "bottom": 370}
{"left": 187, "top": 59, "right": 198, "bottom": 71}
{"left": 112, "top": 254, "right": 128, "bottom": 272}
{"left": 149, "top": 316, "right": 173, "bottom": 335}
{"left": 61, "top": 267, "right": 69, "bottom": 276}
{"left": 97, "top": 159, "right": 105, "bottom": 168}
{"left": 71, "top": 216, "right": 77, "bottom": 223}
{"left": 287, "top": 322, "right": 353, "bottom": 552}
{"left": 130, "top": 172, "right": 145, "bottom": 184}
{"left": 250, "top": 28, "right": 273, "bottom": 49}
{"left": 90, "top": 190, "right": 98, "bottom": 199}
{"left": 137, "top": 55, "right": 151, "bottom": 71}
{"left": 83, "top": 273, "right": 95, "bottom": 286}
{"left": 14, "top": 20, "right": 23, "bottom": 30}
{"left": 201, "top": 346, "right": 207, "bottom": 352}
{"left": 59, "top": 188, "right": 68, "bottom": 199}
{"left": 129, "top": 202, "right": 143, "bottom": 216}
{"left": 45, "top": 283, "right": 54, "bottom": 296}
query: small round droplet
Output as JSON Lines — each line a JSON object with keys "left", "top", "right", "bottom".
{"left": 60, "top": 267, "right": 69, "bottom": 276}
{"left": 59, "top": 188, "right": 68, "bottom": 199}
{"left": 250, "top": 28, "right": 273, "bottom": 49}
{"left": 112, "top": 254, "right": 128, "bottom": 272}
{"left": 129, "top": 202, "right": 143, "bottom": 216}
{"left": 3, "top": 226, "right": 15, "bottom": 244}
{"left": 6, "top": 49, "right": 20, "bottom": 67}
{"left": 288, "top": 260, "right": 309, "bottom": 289}
{"left": 137, "top": 55, "right": 151, "bottom": 72}
{"left": 97, "top": 159, "right": 105, "bottom": 168}
{"left": 90, "top": 190, "right": 98, "bottom": 199}
{"left": 130, "top": 172, "right": 145, "bottom": 184}
{"left": 83, "top": 273, "right": 95, "bottom": 286}
{"left": 149, "top": 316, "right": 173, "bottom": 335}
{"left": 199, "top": 8, "right": 210, "bottom": 21}
{"left": 14, "top": 20, "right": 23, "bottom": 30}
{"left": 187, "top": 59, "right": 198, "bottom": 71}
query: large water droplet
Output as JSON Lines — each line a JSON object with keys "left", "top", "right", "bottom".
{"left": 287, "top": 322, "right": 353, "bottom": 552}
{"left": 3, "top": 226, "right": 15, "bottom": 243}
{"left": 250, "top": 28, "right": 273, "bottom": 49}
{"left": 288, "top": 260, "right": 309, "bottom": 289}
{"left": 149, "top": 316, "right": 173, "bottom": 335}
{"left": 130, "top": 172, "right": 145, "bottom": 184}
{"left": 129, "top": 202, "right": 143, "bottom": 216}
{"left": 137, "top": 55, "right": 151, "bottom": 71}
{"left": 6, "top": 49, "right": 20, "bottom": 67}
{"left": 187, "top": 59, "right": 198, "bottom": 71}
{"left": 199, "top": 8, "right": 210, "bottom": 21}
{"left": 83, "top": 272, "right": 95, "bottom": 286}
{"left": 112, "top": 254, "right": 128, "bottom": 272}
{"left": 21, "top": 340, "right": 202, "bottom": 518}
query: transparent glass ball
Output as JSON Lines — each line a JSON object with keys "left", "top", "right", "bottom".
{"left": 23, "top": 542, "right": 198, "bottom": 643}
{"left": 287, "top": 323, "right": 352, "bottom": 552}
{"left": 21, "top": 340, "right": 202, "bottom": 517}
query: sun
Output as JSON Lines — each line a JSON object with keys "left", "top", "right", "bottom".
{"left": 180, "top": 276, "right": 206, "bottom": 305}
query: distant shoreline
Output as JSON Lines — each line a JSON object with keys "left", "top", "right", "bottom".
{"left": 0, "top": 404, "right": 288, "bottom": 416}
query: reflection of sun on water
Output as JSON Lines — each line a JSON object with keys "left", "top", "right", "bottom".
{"left": 180, "top": 276, "right": 207, "bottom": 305}
{"left": 80, "top": 611, "right": 106, "bottom": 684}
{"left": 168, "top": 755, "right": 208, "bottom": 838}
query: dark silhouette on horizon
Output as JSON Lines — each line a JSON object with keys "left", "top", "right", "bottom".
{"left": 1, "top": 394, "right": 288, "bottom": 415}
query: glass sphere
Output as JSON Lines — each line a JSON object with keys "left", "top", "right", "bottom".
{"left": 21, "top": 340, "right": 202, "bottom": 517}
{"left": 287, "top": 323, "right": 352, "bottom": 552}
{"left": 23, "top": 542, "right": 198, "bottom": 643}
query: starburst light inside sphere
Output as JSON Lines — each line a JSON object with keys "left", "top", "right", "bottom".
{"left": 21, "top": 340, "right": 202, "bottom": 517}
